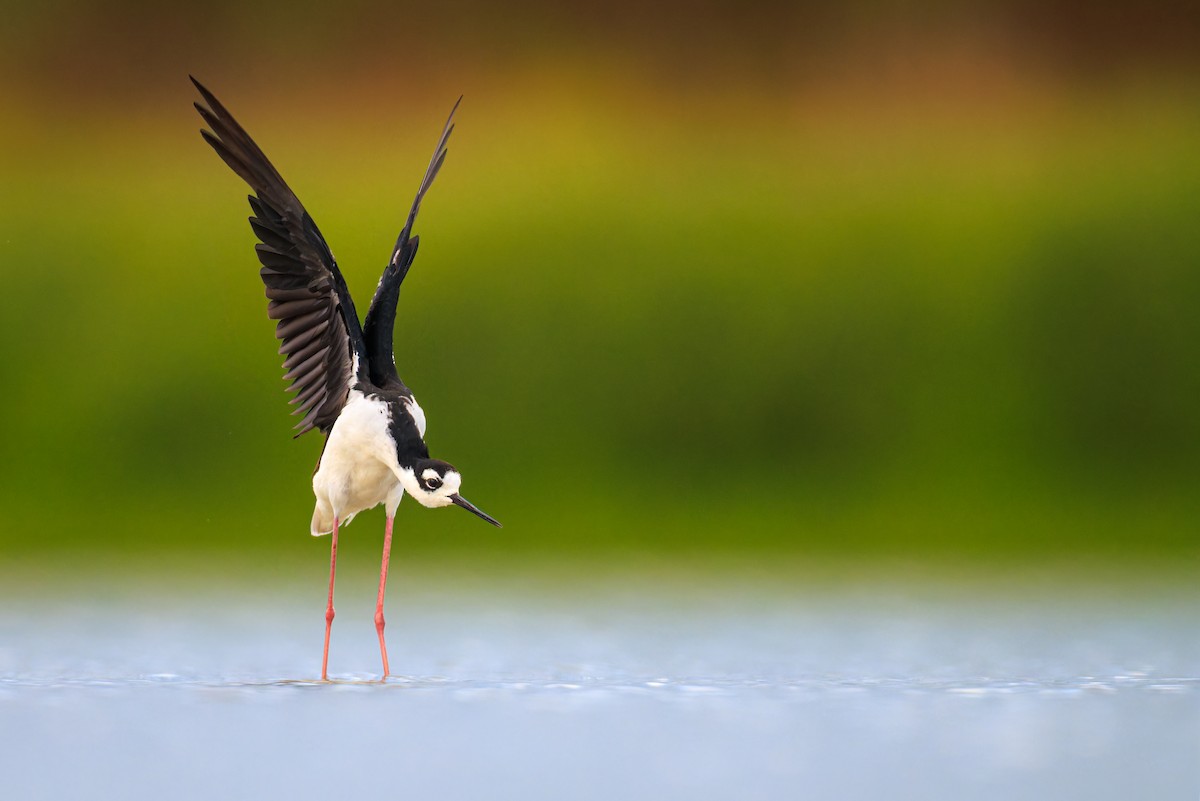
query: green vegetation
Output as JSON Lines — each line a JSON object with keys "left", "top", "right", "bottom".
{"left": 2, "top": 42, "right": 1198, "bottom": 570}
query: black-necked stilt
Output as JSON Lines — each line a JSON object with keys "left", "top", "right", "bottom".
{"left": 192, "top": 77, "right": 501, "bottom": 681}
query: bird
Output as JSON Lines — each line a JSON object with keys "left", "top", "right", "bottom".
{"left": 191, "top": 77, "right": 501, "bottom": 682}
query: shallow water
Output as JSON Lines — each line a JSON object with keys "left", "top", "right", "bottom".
{"left": 2, "top": 570, "right": 1198, "bottom": 800}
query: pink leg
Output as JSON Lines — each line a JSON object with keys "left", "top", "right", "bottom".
{"left": 321, "top": 516, "right": 339, "bottom": 681}
{"left": 375, "top": 515, "right": 394, "bottom": 679}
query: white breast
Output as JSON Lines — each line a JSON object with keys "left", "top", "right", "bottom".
{"left": 309, "top": 390, "right": 405, "bottom": 536}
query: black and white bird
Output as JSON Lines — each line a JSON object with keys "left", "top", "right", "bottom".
{"left": 192, "top": 77, "right": 501, "bottom": 681}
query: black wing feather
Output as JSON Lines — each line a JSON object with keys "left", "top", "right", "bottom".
{"left": 192, "top": 76, "right": 369, "bottom": 437}
{"left": 362, "top": 97, "right": 461, "bottom": 389}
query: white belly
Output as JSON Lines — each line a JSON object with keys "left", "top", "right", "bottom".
{"left": 309, "top": 391, "right": 405, "bottom": 536}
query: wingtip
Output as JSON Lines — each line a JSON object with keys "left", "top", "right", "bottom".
{"left": 190, "top": 75, "right": 214, "bottom": 103}
{"left": 444, "top": 96, "right": 463, "bottom": 126}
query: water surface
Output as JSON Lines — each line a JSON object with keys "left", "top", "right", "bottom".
{"left": 2, "top": 567, "right": 1198, "bottom": 800}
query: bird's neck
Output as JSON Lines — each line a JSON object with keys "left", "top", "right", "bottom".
{"left": 376, "top": 393, "right": 428, "bottom": 467}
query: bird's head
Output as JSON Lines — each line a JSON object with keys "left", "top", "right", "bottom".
{"left": 399, "top": 458, "right": 501, "bottom": 527}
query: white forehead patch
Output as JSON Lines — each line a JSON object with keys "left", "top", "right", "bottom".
{"left": 419, "top": 468, "right": 461, "bottom": 494}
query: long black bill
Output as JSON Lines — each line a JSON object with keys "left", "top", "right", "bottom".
{"left": 451, "top": 494, "right": 502, "bottom": 528}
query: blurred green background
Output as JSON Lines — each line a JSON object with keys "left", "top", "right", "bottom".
{"left": 1, "top": 0, "right": 1198, "bottom": 574}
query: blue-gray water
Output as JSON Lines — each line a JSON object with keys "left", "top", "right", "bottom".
{"left": 2, "top": 565, "right": 1198, "bottom": 800}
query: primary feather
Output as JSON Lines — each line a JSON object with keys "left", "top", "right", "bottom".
{"left": 192, "top": 76, "right": 366, "bottom": 436}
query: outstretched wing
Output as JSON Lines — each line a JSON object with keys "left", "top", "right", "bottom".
{"left": 362, "top": 97, "right": 461, "bottom": 389}
{"left": 192, "top": 77, "right": 369, "bottom": 437}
